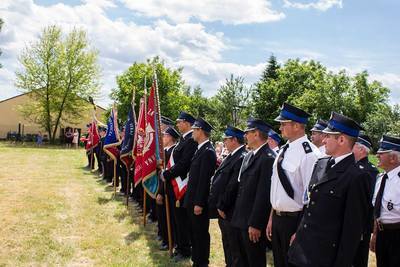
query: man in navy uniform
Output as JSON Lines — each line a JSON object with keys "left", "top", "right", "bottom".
{"left": 185, "top": 117, "right": 217, "bottom": 267}
{"left": 156, "top": 126, "right": 180, "bottom": 250}
{"left": 209, "top": 125, "right": 247, "bottom": 266}
{"left": 268, "top": 103, "right": 320, "bottom": 267}
{"left": 310, "top": 119, "right": 328, "bottom": 156}
{"left": 352, "top": 133, "right": 379, "bottom": 267}
{"left": 230, "top": 118, "right": 276, "bottom": 267}
{"left": 162, "top": 111, "right": 198, "bottom": 261}
{"left": 288, "top": 112, "right": 371, "bottom": 267}
{"left": 268, "top": 129, "right": 282, "bottom": 155}
{"left": 370, "top": 135, "right": 400, "bottom": 267}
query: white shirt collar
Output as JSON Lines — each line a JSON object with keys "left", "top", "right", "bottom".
{"left": 386, "top": 165, "right": 400, "bottom": 180}
{"left": 164, "top": 144, "right": 176, "bottom": 150}
{"left": 197, "top": 139, "right": 210, "bottom": 150}
{"left": 182, "top": 130, "right": 193, "bottom": 139}
{"left": 252, "top": 142, "right": 267, "bottom": 155}
{"left": 332, "top": 152, "right": 353, "bottom": 165}
{"left": 230, "top": 145, "right": 245, "bottom": 156}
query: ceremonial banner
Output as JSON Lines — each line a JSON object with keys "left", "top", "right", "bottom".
{"left": 120, "top": 103, "right": 136, "bottom": 169}
{"left": 103, "top": 108, "right": 121, "bottom": 161}
{"left": 86, "top": 121, "right": 100, "bottom": 151}
{"left": 134, "top": 98, "right": 146, "bottom": 186}
{"left": 141, "top": 81, "right": 160, "bottom": 198}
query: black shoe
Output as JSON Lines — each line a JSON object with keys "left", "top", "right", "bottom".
{"left": 159, "top": 243, "right": 168, "bottom": 251}
{"left": 173, "top": 253, "right": 190, "bottom": 262}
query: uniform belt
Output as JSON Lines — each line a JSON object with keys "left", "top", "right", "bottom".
{"left": 377, "top": 221, "right": 400, "bottom": 231}
{"left": 274, "top": 210, "right": 301, "bottom": 217}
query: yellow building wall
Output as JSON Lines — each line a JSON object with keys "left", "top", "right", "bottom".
{"left": 0, "top": 93, "right": 106, "bottom": 139}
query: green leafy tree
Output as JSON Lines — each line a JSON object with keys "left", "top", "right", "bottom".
{"left": 111, "top": 57, "right": 189, "bottom": 121}
{"left": 16, "top": 25, "right": 100, "bottom": 142}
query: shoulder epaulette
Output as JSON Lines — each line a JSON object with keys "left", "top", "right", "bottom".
{"left": 302, "top": 141, "right": 312, "bottom": 154}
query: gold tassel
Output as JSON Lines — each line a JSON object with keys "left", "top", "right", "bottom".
{"left": 176, "top": 200, "right": 180, "bottom": 208}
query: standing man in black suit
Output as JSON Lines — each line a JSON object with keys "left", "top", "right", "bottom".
{"left": 230, "top": 118, "right": 276, "bottom": 267}
{"left": 162, "top": 111, "right": 198, "bottom": 261}
{"left": 156, "top": 126, "right": 180, "bottom": 250}
{"left": 288, "top": 112, "right": 371, "bottom": 267}
{"left": 352, "top": 133, "right": 379, "bottom": 267}
{"left": 184, "top": 117, "right": 217, "bottom": 267}
{"left": 208, "top": 125, "right": 247, "bottom": 267}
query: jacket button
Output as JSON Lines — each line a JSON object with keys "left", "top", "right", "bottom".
{"left": 330, "top": 190, "right": 334, "bottom": 194}
{"left": 311, "top": 201, "right": 315, "bottom": 205}
{"left": 307, "top": 212, "right": 311, "bottom": 216}
{"left": 315, "top": 189, "right": 318, "bottom": 193}
{"left": 304, "top": 224, "right": 307, "bottom": 228}
{"left": 332, "top": 243, "right": 336, "bottom": 247}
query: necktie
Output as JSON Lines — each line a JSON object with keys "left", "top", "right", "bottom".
{"left": 277, "top": 144, "right": 294, "bottom": 199}
{"left": 237, "top": 152, "right": 253, "bottom": 182}
{"left": 374, "top": 174, "right": 388, "bottom": 219}
{"left": 325, "top": 158, "right": 335, "bottom": 172}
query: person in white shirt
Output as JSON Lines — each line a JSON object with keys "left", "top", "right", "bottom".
{"left": 370, "top": 135, "right": 400, "bottom": 267}
{"left": 268, "top": 103, "right": 320, "bottom": 267}
{"left": 310, "top": 119, "right": 328, "bottom": 156}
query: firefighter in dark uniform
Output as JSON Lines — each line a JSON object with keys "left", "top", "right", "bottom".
{"left": 268, "top": 129, "right": 282, "bottom": 156}
{"left": 156, "top": 126, "right": 180, "bottom": 250}
{"left": 310, "top": 119, "right": 328, "bottom": 156}
{"left": 162, "top": 111, "right": 198, "bottom": 261}
{"left": 230, "top": 118, "right": 276, "bottom": 267}
{"left": 352, "top": 133, "right": 379, "bottom": 267}
{"left": 371, "top": 135, "right": 400, "bottom": 267}
{"left": 288, "top": 112, "right": 371, "bottom": 267}
{"left": 184, "top": 117, "right": 217, "bottom": 267}
{"left": 208, "top": 125, "right": 247, "bottom": 267}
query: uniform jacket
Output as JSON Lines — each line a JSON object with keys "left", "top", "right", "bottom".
{"left": 184, "top": 141, "right": 217, "bottom": 210}
{"left": 163, "top": 132, "right": 197, "bottom": 182}
{"left": 208, "top": 145, "right": 247, "bottom": 219}
{"left": 230, "top": 144, "right": 276, "bottom": 231}
{"left": 158, "top": 145, "right": 176, "bottom": 196}
{"left": 288, "top": 154, "right": 370, "bottom": 267}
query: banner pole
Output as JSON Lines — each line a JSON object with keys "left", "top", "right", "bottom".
{"left": 143, "top": 187, "right": 147, "bottom": 227}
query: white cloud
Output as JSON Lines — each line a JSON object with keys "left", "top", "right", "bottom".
{"left": 370, "top": 73, "right": 400, "bottom": 104}
{"left": 120, "top": 0, "right": 285, "bottom": 25}
{"left": 283, "top": 0, "right": 342, "bottom": 11}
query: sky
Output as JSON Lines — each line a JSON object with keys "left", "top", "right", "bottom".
{"left": 1, "top": 0, "right": 400, "bottom": 107}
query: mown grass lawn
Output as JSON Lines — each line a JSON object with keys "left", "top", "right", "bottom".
{"left": 0, "top": 142, "right": 377, "bottom": 266}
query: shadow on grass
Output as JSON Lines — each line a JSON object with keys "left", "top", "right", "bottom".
{"left": 97, "top": 196, "right": 113, "bottom": 205}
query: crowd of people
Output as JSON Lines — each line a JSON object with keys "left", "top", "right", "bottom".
{"left": 82, "top": 103, "right": 399, "bottom": 267}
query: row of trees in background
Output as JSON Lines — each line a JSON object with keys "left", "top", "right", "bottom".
{"left": 112, "top": 56, "right": 399, "bottom": 147}
{"left": 15, "top": 25, "right": 399, "bottom": 147}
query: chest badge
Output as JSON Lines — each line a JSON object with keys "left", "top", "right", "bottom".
{"left": 387, "top": 201, "right": 394, "bottom": 211}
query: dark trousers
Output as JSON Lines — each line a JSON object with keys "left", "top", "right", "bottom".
{"left": 173, "top": 203, "right": 191, "bottom": 256}
{"left": 376, "top": 228, "right": 400, "bottom": 267}
{"left": 235, "top": 227, "right": 266, "bottom": 267}
{"left": 188, "top": 207, "right": 210, "bottom": 266}
{"left": 105, "top": 159, "right": 114, "bottom": 183}
{"left": 353, "top": 232, "right": 371, "bottom": 267}
{"left": 218, "top": 218, "right": 242, "bottom": 267}
{"left": 272, "top": 213, "right": 301, "bottom": 267}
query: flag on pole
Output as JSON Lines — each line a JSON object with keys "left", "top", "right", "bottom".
{"left": 86, "top": 121, "right": 100, "bottom": 151}
{"left": 120, "top": 103, "right": 136, "bottom": 169}
{"left": 167, "top": 152, "right": 188, "bottom": 202}
{"left": 103, "top": 108, "right": 121, "bottom": 161}
{"left": 141, "top": 80, "right": 160, "bottom": 198}
{"left": 134, "top": 98, "right": 146, "bottom": 186}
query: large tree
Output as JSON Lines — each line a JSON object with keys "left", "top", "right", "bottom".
{"left": 110, "top": 57, "right": 190, "bottom": 121}
{"left": 16, "top": 25, "right": 100, "bottom": 142}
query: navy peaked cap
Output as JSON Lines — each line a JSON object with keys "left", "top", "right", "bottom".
{"left": 163, "top": 127, "right": 180, "bottom": 139}
{"left": 275, "top": 102, "right": 311, "bottom": 124}
{"left": 244, "top": 118, "right": 272, "bottom": 135}
{"left": 311, "top": 119, "right": 328, "bottom": 132}
{"left": 192, "top": 117, "right": 213, "bottom": 133}
{"left": 323, "top": 112, "right": 363, "bottom": 137}
{"left": 268, "top": 129, "right": 282, "bottom": 143}
{"left": 176, "top": 111, "right": 196, "bottom": 124}
{"left": 223, "top": 125, "right": 245, "bottom": 139}
{"left": 377, "top": 135, "right": 400, "bottom": 153}
{"left": 356, "top": 133, "right": 373, "bottom": 149}
{"left": 161, "top": 116, "right": 175, "bottom": 126}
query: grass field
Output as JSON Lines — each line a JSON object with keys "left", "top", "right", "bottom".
{"left": 0, "top": 143, "right": 376, "bottom": 266}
